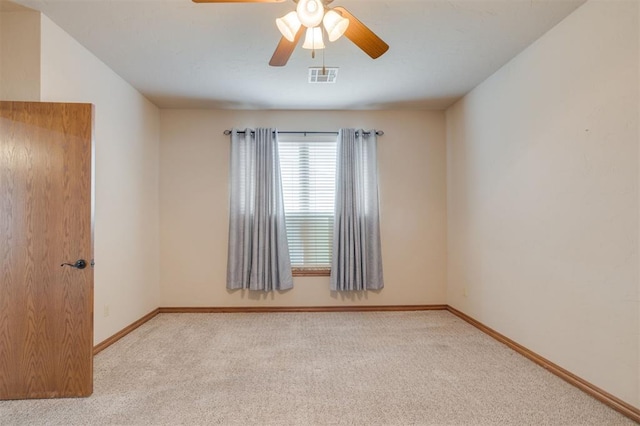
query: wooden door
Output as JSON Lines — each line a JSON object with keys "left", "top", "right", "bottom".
{"left": 0, "top": 101, "right": 94, "bottom": 399}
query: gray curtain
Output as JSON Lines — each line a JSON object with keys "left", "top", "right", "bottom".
{"left": 330, "top": 128, "right": 384, "bottom": 291}
{"left": 227, "top": 128, "right": 293, "bottom": 291}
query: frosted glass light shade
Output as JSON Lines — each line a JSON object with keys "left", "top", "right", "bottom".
{"left": 296, "top": 0, "right": 324, "bottom": 28}
{"left": 302, "top": 27, "right": 325, "bottom": 50}
{"left": 276, "top": 11, "right": 301, "bottom": 42}
{"left": 322, "top": 10, "right": 349, "bottom": 42}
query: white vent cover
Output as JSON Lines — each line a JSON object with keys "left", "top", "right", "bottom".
{"left": 308, "top": 67, "right": 339, "bottom": 83}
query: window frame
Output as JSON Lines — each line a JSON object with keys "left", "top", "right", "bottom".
{"left": 278, "top": 133, "right": 337, "bottom": 276}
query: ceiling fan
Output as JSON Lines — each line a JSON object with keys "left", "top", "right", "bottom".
{"left": 192, "top": 0, "right": 389, "bottom": 67}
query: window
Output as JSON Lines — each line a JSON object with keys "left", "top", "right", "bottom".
{"left": 278, "top": 136, "right": 337, "bottom": 275}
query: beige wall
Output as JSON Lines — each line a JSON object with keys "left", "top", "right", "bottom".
{"left": 160, "top": 110, "right": 446, "bottom": 307}
{"left": 0, "top": 6, "right": 40, "bottom": 101}
{"left": 446, "top": 0, "right": 639, "bottom": 407}
{"left": 39, "top": 15, "right": 161, "bottom": 344}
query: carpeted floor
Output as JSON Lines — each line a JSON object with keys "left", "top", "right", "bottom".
{"left": 0, "top": 311, "right": 635, "bottom": 425}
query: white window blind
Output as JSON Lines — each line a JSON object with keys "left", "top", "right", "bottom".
{"left": 278, "top": 137, "right": 337, "bottom": 268}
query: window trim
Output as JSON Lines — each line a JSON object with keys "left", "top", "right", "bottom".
{"left": 292, "top": 267, "right": 331, "bottom": 277}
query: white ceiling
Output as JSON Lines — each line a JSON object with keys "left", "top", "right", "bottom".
{"left": 12, "top": 0, "right": 585, "bottom": 110}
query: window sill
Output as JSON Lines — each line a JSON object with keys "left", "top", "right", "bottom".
{"left": 292, "top": 267, "right": 331, "bottom": 277}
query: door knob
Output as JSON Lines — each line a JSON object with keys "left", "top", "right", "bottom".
{"left": 61, "top": 259, "right": 87, "bottom": 269}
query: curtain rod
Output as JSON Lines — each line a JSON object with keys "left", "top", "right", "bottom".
{"left": 223, "top": 130, "right": 384, "bottom": 136}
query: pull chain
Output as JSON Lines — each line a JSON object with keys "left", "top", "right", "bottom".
{"left": 322, "top": 45, "right": 326, "bottom": 75}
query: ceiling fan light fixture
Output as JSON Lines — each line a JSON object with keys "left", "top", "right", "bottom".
{"left": 322, "top": 9, "right": 349, "bottom": 42}
{"left": 276, "top": 11, "right": 301, "bottom": 42}
{"left": 296, "top": 0, "right": 324, "bottom": 28}
{"left": 302, "top": 26, "right": 325, "bottom": 50}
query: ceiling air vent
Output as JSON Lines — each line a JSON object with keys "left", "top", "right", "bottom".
{"left": 308, "top": 67, "right": 338, "bottom": 83}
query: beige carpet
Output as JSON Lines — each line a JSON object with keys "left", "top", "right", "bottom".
{"left": 0, "top": 311, "right": 634, "bottom": 425}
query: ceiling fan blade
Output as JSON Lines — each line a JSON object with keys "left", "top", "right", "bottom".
{"left": 333, "top": 6, "right": 389, "bottom": 59}
{"left": 269, "top": 27, "right": 304, "bottom": 67}
{"left": 192, "top": 0, "right": 285, "bottom": 3}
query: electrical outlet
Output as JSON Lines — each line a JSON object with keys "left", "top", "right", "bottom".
{"left": 463, "top": 287, "right": 468, "bottom": 298}
{"left": 103, "top": 304, "right": 110, "bottom": 317}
